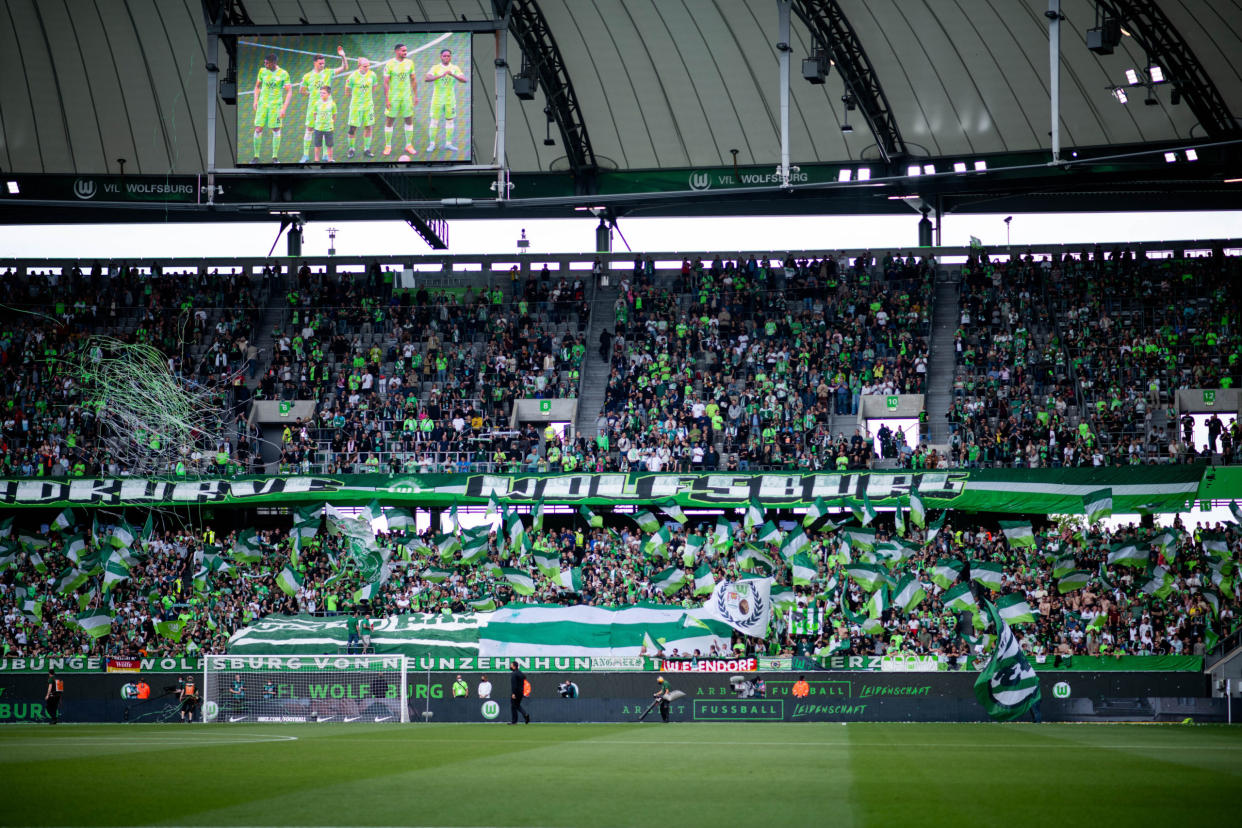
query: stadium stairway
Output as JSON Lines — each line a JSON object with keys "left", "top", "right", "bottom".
{"left": 573, "top": 283, "right": 621, "bottom": 440}
{"left": 924, "top": 269, "right": 961, "bottom": 446}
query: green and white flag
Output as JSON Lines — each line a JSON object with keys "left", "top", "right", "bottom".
{"left": 434, "top": 532, "right": 462, "bottom": 559}
{"left": 892, "top": 574, "right": 927, "bottom": 613}
{"left": 846, "top": 526, "right": 877, "bottom": 552}
{"left": 779, "top": 527, "right": 809, "bottom": 560}
{"left": 641, "top": 630, "right": 666, "bottom": 654}
{"left": 0, "top": 544, "right": 15, "bottom": 571}
{"left": 845, "top": 563, "right": 886, "bottom": 592}
{"left": 999, "top": 521, "right": 1036, "bottom": 548}
{"left": 893, "top": 502, "right": 906, "bottom": 537}
{"left": 974, "top": 601, "right": 1041, "bottom": 721}
{"left": 459, "top": 534, "right": 491, "bottom": 566}
{"left": 276, "top": 565, "right": 303, "bottom": 596}
{"left": 736, "top": 544, "right": 777, "bottom": 574}
{"left": 74, "top": 609, "right": 112, "bottom": 639}
{"left": 909, "top": 490, "right": 926, "bottom": 528}
{"left": 532, "top": 546, "right": 561, "bottom": 576}
{"left": 1229, "top": 501, "right": 1242, "bottom": 524}
{"left": 745, "top": 497, "right": 765, "bottom": 531}
{"left": 771, "top": 584, "right": 797, "bottom": 614}
{"left": 20, "top": 596, "right": 43, "bottom": 622}
{"left": 693, "top": 563, "right": 716, "bottom": 596}
{"left": 385, "top": 508, "right": 416, "bottom": 532}
{"left": 505, "top": 511, "right": 526, "bottom": 547}
{"left": 1052, "top": 555, "right": 1078, "bottom": 579}
{"left": 102, "top": 550, "right": 131, "bottom": 591}
{"left": 18, "top": 530, "right": 49, "bottom": 550}
{"left": 633, "top": 510, "right": 661, "bottom": 534}
{"left": 554, "top": 567, "right": 584, "bottom": 592}
{"left": 1083, "top": 489, "right": 1113, "bottom": 525}
{"left": 942, "top": 582, "right": 978, "bottom": 614}
{"left": 644, "top": 526, "right": 673, "bottom": 558}
{"left": 790, "top": 553, "right": 818, "bottom": 586}
{"left": 486, "top": 492, "right": 503, "bottom": 517}
{"left": 29, "top": 550, "right": 46, "bottom": 573}
{"left": 1151, "top": 530, "right": 1178, "bottom": 559}
{"left": 755, "top": 521, "right": 782, "bottom": 546}
{"left": 926, "top": 511, "right": 947, "bottom": 544}
{"left": 652, "top": 567, "right": 687, "bottom": 596}
{"left": 57, "top": 568, "right": 89, "bottom": 595}
{"left": 1203, "top": 591, "right": 1220, "bottom": 618}
{"left": 353, "top": 583, "right": 380, "bottom": 603}
{"left": 867, "top": 585, "right": 890, "bottom": 618}
{"left": 684, "top": 534, "right": 708, "bottom": 560}
{"left": 1107, "top": 542, "right": 1148, "bottom": 568}
{"left": 930, "top": 559, "right": 964, "bottom": 590}
{"left": 660, "top": 500, "right": 688, "bottom": 525}
{"left": 712, "top": 516, "right": 733, "bottom": 550}
{"left": 108, "top": 521, "right": 135, "bottom": 549}
{"left": 292, "top": 505, "right": 322, "bottom": 539}
{"left": 422, "top": 566, "right": 453, "bottom": 583}
{"left": 853, "top": 493, "right": 877, "bottom": 527}
{"left": 804, "top": 497, "right": 831, "bottom": 528}
{"left": 970, "top": 560, "right": 1005, "bottom": 591}
{"left": 64, "top": 533, "right": 89, "bottom": 565}
{"left": 467, "top": 595, "right": 498, "bottom": 612}
{"left": 579, "top": 505, "right": 604, "bottom": 528}
{"left": 501, "top": 567, "right": 536, "bottom": 596}
{"left": 1141, "top": 566, "right": 1175, "bottom": 598}
{"left": 530, "top": 499, "right": 546, "bottom": 533}
{"left": 231, "top": 529, "right": 263, "bottom": 565}
{"left": 1201, "top": 532, "right": 1230, "bottom": 557}
{"left": 1057, "top": 570, "right": 1092, "bottom": 594}
{"left": 153, "top": 618, "right": 186, "bottom": 643}
{"left": 51, "top": 508, "right": 75, "bottom": 532}
{"left": 139, "top": 513, "right": 156, "bottom": 551}
{"left": 996, "top": 593, "right": 1037, "bottom": 625}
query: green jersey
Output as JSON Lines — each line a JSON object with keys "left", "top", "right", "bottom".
{"left": 301, "top": 67, "right": 334, "bottom": 121}
{"left": 309, "top": 96, "right": 336, "bottom": 132}
{"left": 427, "top": 63, "right": 463, "bottom": 101}
{"left": 346, "top": 70, "right": 378, "bottom": 122}
{"left": 256, "top": 66, "right": 291, "bottom": 108}
{"left": 385, "top": 58, "right": 415, "bottom": 101}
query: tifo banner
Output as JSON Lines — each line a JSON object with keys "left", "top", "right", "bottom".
{"left": 477, "top": 605, "right": 731, "bottom": 658}
{"left": 226, "top": 613, "right": 481, "bottom": 660}
{"left": 0, "top": 468, "right": 1205, "bottom": 513}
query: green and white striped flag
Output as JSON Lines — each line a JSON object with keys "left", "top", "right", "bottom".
{"left": 1151, "top": 530, "right": 1178, "bottom": 559}
{"left": 771, "top": 584, "right": 797, "bottom": 614}
{"left": 51, "top": 508, "right": 75, "bottom": 532}
{"left": 790, "top": 553, "right": 818, "bottom": 586}
{"left": 804, "top": 497, "right": 831, "bottom": 528}
{"left": 29, "top": 550, "right": 46, "bottom": 573}
{"left": 867, "top": 584, "right": 890, "bottom": 618}
{"left": 684, "top": 534, "right": 708, "bottom": 560}
{"left": 434, "top": 532, "right": 462, "bottom": 559}
{"left": 353, "top": 583, "right": 380, "bottom": 603}
{"left": 0, "top": 544, "right": 15, "bottom": 571}
{"left": 1141, "top": 566, "right": 1175, "bottom": 598}
{"left": 139, "top": 513, "right": 156, "bottom": 551}
{"left": 996, "top": 593, "right": 1037, "bottom": 625}
{"left": 755, "top": 521, "right": 782, "bottom": 546}
{"left": 925, "top": 510, "right": 947, "bottom": 544}
{"left": 999, "top": 521, "right": 1036, "bottom": 548}
{"left": 459, "top": 534, "right": 491, "bottom": 566}
{"left": 57, "top": 568, "right": 89, "bottom": 595}
{"left": 892, "top": 574, "right": 927, "bottom": 613}
{"left": 101, "top": 550, "right": 131, "bottom": 591}
{"left": 846, "top": 526, "right": 877, "bottom": 552}
{"left": 779, "top": 526, "right": 809, "bottom": 560}
{"left": 1203, "top": 591, "right": 1220, "bottom": 618}
{"left": 942, "top": 582, "right": 978, "bottom": 613}
{"left": 930, "top": 559, "right": 964, "bottom": 590}
{"left": 467, "top": 595, "right": 499, "bottom": 612}
{"left": 554, "top": 567, "right": 584, "bottom": 592}
{"left": 970, "top": 560, "right": 1005, "bottom": 591}
{"left": 660, "top": 500, "right": 688, "bottom": 525}
{"left": 108, "top": 521, "right": 135, "bottom": 549}
{"left": 633, "top": 510, "right": 661, "bottom": 534}
{"left": 501, "top": 567, "right": 536, "bottom": 596}
{"left": 530, "top": 499, "right": 546, "bottom": 533}
{"left": 385, "top": 508, "right": 416, "bottom": 532}
{"left": 893, "top": 502, "right": 906, "bottom": 537}
{"left": 692, "top": 563, "right": 716, "bottom": 596}
{"left": 231, "top": 529, "right": 263, "bottom": 565}
{"left": 736, "top": 544, "right": 777, "bottom": 574}
{"left": 845, "top": 563, "right": 886, "bottom": 592}
{"left": 1057, "top": 569, "right": 1091, "bottom": 594}
{"left": 292, "top": 505, "right": 322, "bottom": 539}
{"left": 271, "top": 566, "right": 300, "bottom": 597}
{"left": 1083, "top": 489, "right": 1113, "bottom": 525}
{"left": 909, "top": 490, "right": 926, "bottom": 528}
{"left": 745, "top": 497, "right": 765, "bottom": 531}
{"left": 641, "top": 630, "right": 667, "bottom": 654}
{"left": 712, "top": 517, "right": 733, "bottom": 551}
{"left": 853, "top": 493, "right": 877, "bottom": 527}
{"left": 652, "top": 567, "right": 687, "bottom": 596}
{"left": 1107, "top": 542, "right": 1148, "bottom": 568}
{"left": 18, "top": 531, "right": 49, "bottom": 550}
{"left": 153, "top": 618, "right": 186, "bottom": 643}
{"left": 422, "top": 567, "right": 453, "bottom": 583}
{"left": 64, "top": 533, "right": 89, "bottom": 565}
{"left": 532, "top": 545, "right": 561, "bottom": 576}
{"left": 644, "top": 526, "right": 673, "bottom": 558}
{"left": 1201, "top": 532, "right": 1230, "bottom": 557}
{"left": 1052, "top": 555, "right": 1078, "bottom": 579}
{"left": 505, "top": 511, "right": 526, "bottom": 547}
{"left": 974, "top": 601, "right": 1041, "bottom": 721}
{"left": 74, "top": 609, "right": 112, "bottom": 639}
{"left": 486, "top": 492, "right": 503, "bottom": 517}
{"left": 579, "top": 505, "right": 604, "bottom": 528}
{"left": 20, "top": 596, "right": 42, "bottom": 622}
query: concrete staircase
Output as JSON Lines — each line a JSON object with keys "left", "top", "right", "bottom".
{"left": 924, "top": 272, "right": 961, "bottom": 446}
{"left": 574, "top": 283, "right": 620, "bottom": 440}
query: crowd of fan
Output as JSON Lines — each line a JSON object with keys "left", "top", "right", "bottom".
{"left": 595, "top": 253, "right": 933, "bottom": 472}
{"left": 0, "top": 263, "right": 264, "bottom": 478}
{"left": 2, "top": 505, "right": 1235, "bottom": 663}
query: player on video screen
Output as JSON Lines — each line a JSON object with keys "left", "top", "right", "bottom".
{"left": 252, "top": 53, "right": 292, "bottom": 162}
{"left": 424, "top": 48, "right": 467, "bottom": 154}
{"left": 308, "top": 85, "right": 337, "bottom": 162}
{"left": 343, "top": 54, "right": 378, "bottom": 159}
{"left": 298, "top": 49, "right": 347, "bottom": 162}
{"left": 383, "top": 43, "right": 419, "bottom": 157}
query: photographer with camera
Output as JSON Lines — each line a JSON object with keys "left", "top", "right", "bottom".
{"left": 557, "top": 680, "right": 579, "bottom": 698}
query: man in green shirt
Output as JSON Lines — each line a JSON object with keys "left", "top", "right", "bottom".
{"left": 251, "top": 53, "right": 292, "bottom": 162}
{"left": 298, "top": 49, "right": 347, "bottom": 162}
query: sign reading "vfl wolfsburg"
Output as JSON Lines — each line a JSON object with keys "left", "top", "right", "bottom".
{"left": 0, "top": 468, "right": 1202, "bottom": 513}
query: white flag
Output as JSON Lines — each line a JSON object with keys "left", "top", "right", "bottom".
{"left": 701, "top": 578, "right": 772, "bottom": 637}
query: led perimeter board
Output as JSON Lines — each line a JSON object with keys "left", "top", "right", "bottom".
{"left": 236, "top": 32, "right": 472, "bottom": 166}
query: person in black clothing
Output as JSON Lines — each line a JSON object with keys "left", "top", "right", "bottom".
{"left": 45, "top": 669, "right": 63, "bottom": 725}
{"left": 509, "top": 663, "right": 530, "bottom": 724}
{"left": 655, "top": 676, "right": 672, "bottom": 723}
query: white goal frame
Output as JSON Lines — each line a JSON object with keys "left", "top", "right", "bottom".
{"left": 202, "top": 653, "right": 409, "bottom": 723}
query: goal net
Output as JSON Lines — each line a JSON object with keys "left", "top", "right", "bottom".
{"left": 201, "top": 654, "right": 409, "bottom": 723}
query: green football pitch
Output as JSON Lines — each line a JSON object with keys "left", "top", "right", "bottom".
{"left": 2, "top": 722, "right": 1238, "bottom": 827}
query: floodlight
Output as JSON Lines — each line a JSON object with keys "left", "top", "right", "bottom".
{"left": 1113, "top": 87, "right": 1128, "bottom": 104}
{"left": 1185, "top": 149, "right": 1198, "bottom": 161}
{"left": 5, "top": 181, "right": 17, "bottom": 194}
{"left": 974, "top": 160, "right": 987, "bottom": 171}
{"left": 857, "top": 168, "right": 871, "bottom": 181}
{"left": 953, "top": 162, "right": 967, "bottom": 173}
{"left": 1124, "top": 68, "right": 1140, "bottom": 85}
{"left": 1149, "top": 65, "right": 1165, "bottom": 83}
{"left": 907, "top": 165, "right": 922, "bottom": 177}
{"left": 841, "top": 123, "right": 854, "bottom": 134}
{"left": 838, "top": 169, "right": 852, "bottom": 182}
{"left": 1164, "top": 152, "right": 1177, "bottom": 163}
{"left": 922, "top": 164, "right": 936, "bottom": 175}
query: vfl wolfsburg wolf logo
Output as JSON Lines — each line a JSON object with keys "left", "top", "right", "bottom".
{"left": 716, "top": 580, "right": 766, "bottom": 628}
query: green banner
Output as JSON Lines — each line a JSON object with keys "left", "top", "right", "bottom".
{"left": 0, "top": 468, "right": 1203, "bottom": 514}
{"left": 1029, "top": 655, "right": 1203, "bottom": 672}
{"left": 227, "top": 613, "right": 480, "bottom": 661}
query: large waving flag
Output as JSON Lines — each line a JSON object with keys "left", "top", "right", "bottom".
{"left": 974, "top": 601, "right": 1041, "bottom": 721}
{"left": 1057, "top": 570, "right": 1092, "bottom": 594}
{"left": 692, "top": 563, "right": 716, "bottom": 596}
{"left": 459, "top": 533, "right": 491, "bottom": 566}
{"left": 853, "top": 493, "right": 877, "bottom": 527}
{"left": 779, "top": 526, "right": 809, "bottom": 560}
{"left": 846, "top": 526, "right": 877, "bottom": 552}
{"left": 736, "top": 544, "right": 778, "bottom": 575}
{"left": 845, "top": 562, "right": 886, "bottom": 592}
{"left": 231, "top": 529, "right": 263, "bottom": 565}
{"left": 996, "top": 593, "right": 1038, "bottom": 625}
{"left": 74, "top": 609, "right": 112, "bottom": 639}
{"left": 633, "top": 510, "right": 661, "bottom": 534}
{"left": 892, "top": 574, "right": 927, "bottom": 612}
{"left": 942, "top": 582, "right": 979, "bottom": 614}
{"left": 893, "top": 502, "right": 906, "bottom": 537}
{"left": 276, "top": 565, "right": 303, "bottom": 597}
{"left": 1106, "top": 542, "right": 1147, "bottom": 568}
{"left": 999, "top": 520, "right": 1036, "bottom": 548}
{"left": 745, "top": 497, "right": 765, "bottom": 531}
{"left": 385, "top": 507, "right": 416, "bottom": 532}
{"left": 702, "top": 578, "right": 772, "bottom": 637}
{"left": 930, "top": 559, "right": 964, "bottom": 590}
{"left": 579, "top": 505, "right": 604, "bottom": 529}
{"left": 1083, "top": 488, "right": 1113, "bottom": 525}
{"left": 909, "top": 490, "right": 926, "bottom": 528}
{"left": 804, "top": 497, "right": 831, "bottom": 528}
{"left": 1052, "top": 555, "right": 1078, "bottom": 579}
{"left": 790, "top": 553, "right": 818, "bottom": 586}
{"left": 530, "top": 499, "right": 546, "bottom": 533}
{"left": 644, "top": 526, "right": 673, "bottom": 558}
{"left": 660, "top": 500, "right": 688, "bottom": 525}
{"left": 554, "top": 567, "right": 584, "bottom": 592}
{"left": 712, "top": 517, "right": 733, "bottom": 551}
{"left": 501, "top": 567, "right": 536, "bottom": 596}
{"left": 51, "top": 508, "right": 75, "bottom": 532}
{"left": 970, "top": 560, "right": 1005, "bottom": 591}
{"left": 755, "top": 521, "right": 782, "bottom": 546}
{"left": 532, "top": 545, "right": 560, "bottom": 576}
{"left": 651, "top": 566, "right": 687, "bottom": 596}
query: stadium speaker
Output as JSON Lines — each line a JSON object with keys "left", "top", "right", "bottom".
{"left": 513, "top": 74, "right": 537, "bottom": 100}
{"left": 219, "top": 79, "right": 237, "bottom": 105}
{"left": 801, "top": 58, "right": 826, "bottom": 84}
{"left": 1086, "top": 19, "right": 1121, "bottom": 55}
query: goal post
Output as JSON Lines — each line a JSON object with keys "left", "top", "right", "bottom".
{"left": 201, "top": 654, "right": 409, "bottom": 723}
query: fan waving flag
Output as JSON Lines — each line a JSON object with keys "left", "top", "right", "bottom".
{"left": 999, "top": 521, "right": 1036, "bottom": 548}
{"left": 51, "top": 508, "right": 75, "bottom": 532}
{"left": 554, "top": 567, "right": 584, "bottom": 592}
{"left": 276, "top": 566, "right": 303, "bottom": 597}
{"left": 633, "top": 510, "right": 661, "bottom": 534}
{"left": 501, "top": 567, "right": 536, "bottom": 596}
{"left": 996, "top": 593, "right": 1038, "bottom": 625}
{"left": 974, "top": 601, "right": 1042, "bottom": 721}
{"left": 651, "top": 567, "right": 687, "bottom": 596}
{"left": 74, "top": 609, "right": 112, "bottom": 639}
{"left": 790, "top": 553, "right": 818, "bottom": 586}
{"left": 892, "top": 574, "right": 927, "bottom": 612}
{"left": 755, "top": 521, "right": 782, "bottom": 546}
{"left": 942, "top": 582, "right": 978, "bottom": 614}
{"left": 1083, "top": 488, "right": 1113, "bottom": 525}
{"left": 702, "top": 578, "right": 772, "bottom": 637}
{"left": 579, "top": 505, "right": 604, "bottom": 528}
{"left": 660, "top": 500, "right": 688, "bottom": 525}
{"left": 1107, "top": 542, "right": 1148, "bottom": 568}
{"left": 853, "top": 493, "right": 877, "bottom": 527}
{"left": 930, "top": 559, "right": 964, "bottom": 590}
{"left": 692, "top": 562, "right": 717, "bottom": 596}
{"left": 779, "top": 527, "right": 809, "bottom": 560}
{"left": 1057, "top": 570, "right": 1092, "bottom": 594}
{"left": 745, "top": 497, "right": 765, "bottom": 531}
{"left": 803, "top": 497, "right": 830, "bottom": 528}
{"left": 893, "top": 502, "right": 906, "bottom": 537}
{"left": 926, "top": 511, "right": 947, "bottom": 544}
{"left": 970, "top": 560, "right": 1005, "bottom": 591}
{"left": 908, "top": 490, "right": 926, "bottom": 528}
{"left": 845, "top": 563, "right": 886, "bottom": 592}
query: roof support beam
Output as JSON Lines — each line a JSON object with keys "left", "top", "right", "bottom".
{"left": 496, "top": 0, "right": 598, "bottom": 193}
{"left": 790, "top": 0, "right": 907, "bottom": 164}
{"left": 1094, "top": 0, "right": 1239, "bottom": 138}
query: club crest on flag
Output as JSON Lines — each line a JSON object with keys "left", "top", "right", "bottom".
{"left": 715, "top": 580, "right": 766, "bottom": 628}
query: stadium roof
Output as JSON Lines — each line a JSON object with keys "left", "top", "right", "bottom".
{"left": 1, "top": 0, "right": 1239, "bottom": 228}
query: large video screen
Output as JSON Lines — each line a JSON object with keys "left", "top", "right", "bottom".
{"left": 236, "top": 32, "right": 472, "bottom": 165}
